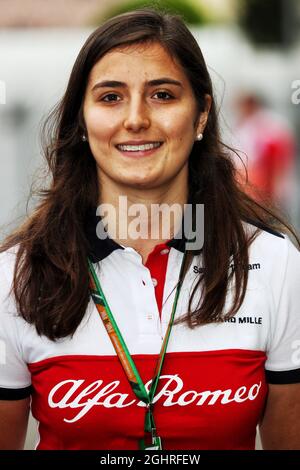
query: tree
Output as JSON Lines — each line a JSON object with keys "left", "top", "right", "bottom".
{"left": 95, "top": 0, "right": 208, "bottom": 26}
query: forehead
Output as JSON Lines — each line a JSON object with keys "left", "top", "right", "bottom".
{"left": 87, "top": 42, "right": 189, "bottom": 85}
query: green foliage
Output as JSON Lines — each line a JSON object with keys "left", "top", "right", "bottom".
{"left": 94, "top": 0, "right": 208, "bottom": 26}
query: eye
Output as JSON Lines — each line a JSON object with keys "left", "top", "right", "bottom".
{"left": 152, "top": 91, "right": 175, "bottom": 100}
{"left": 101, "top": 93, "right": 121, "bottom": 102}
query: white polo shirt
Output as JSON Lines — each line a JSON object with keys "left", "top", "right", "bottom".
{"left": 0, "top": 214, "right": 300, "bottom": 450}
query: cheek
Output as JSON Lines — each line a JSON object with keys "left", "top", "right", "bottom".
{"left": 85, "top": 108, "right": 117, "bottom": 139}
{"left": 162, "top": 109, "right": 195, "bottom": 142}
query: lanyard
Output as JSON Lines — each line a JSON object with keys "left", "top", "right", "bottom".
{"left": 88, "top": 250, "right": 187, "bottom": 450}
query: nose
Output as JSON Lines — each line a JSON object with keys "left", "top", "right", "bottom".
{"left": 123, "top": 96, "right": 151, "bottom": 132}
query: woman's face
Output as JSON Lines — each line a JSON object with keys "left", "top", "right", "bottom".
{"left": 83, "top": 41, "right": 210, "bottom": 193}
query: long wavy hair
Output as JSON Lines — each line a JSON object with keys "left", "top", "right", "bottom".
{"left": 1, "top": 7, "right": 298, "bottom": 340}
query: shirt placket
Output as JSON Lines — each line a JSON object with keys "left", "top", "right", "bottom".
{"left": 123, "top": 248, "right": 163, "bottom": 341}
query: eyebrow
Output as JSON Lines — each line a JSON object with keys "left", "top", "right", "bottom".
{"left": 91, "top": 77, "right": 183, "bottom": 92}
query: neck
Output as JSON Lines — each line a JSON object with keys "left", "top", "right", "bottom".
{"left": 97, "top": 178, "right": 188, "bottom": 263}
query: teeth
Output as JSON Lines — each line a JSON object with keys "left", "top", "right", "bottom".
{"left": 117, "top": 142, "right": 162, "bottom": 151}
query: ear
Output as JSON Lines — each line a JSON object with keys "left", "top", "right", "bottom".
{"left": 195, "top": 94, "right": 212, "bottom": 135}
{"left": 78, "top": 105, "right": 87, "bottom": 133}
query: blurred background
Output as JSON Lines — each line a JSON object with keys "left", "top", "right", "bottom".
{"left": 0, "top": 0, "right": 299, "bottom": 449}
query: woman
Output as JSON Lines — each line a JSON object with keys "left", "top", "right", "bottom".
{"left": 0, "top": 8, "right": 299, "bottom": 450}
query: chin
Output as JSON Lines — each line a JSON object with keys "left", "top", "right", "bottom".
{"left": 129, "top": 179, "right": 158, "bottom": 189}
{"left": 118, "top": 174, "right": 161, "bottom": 188}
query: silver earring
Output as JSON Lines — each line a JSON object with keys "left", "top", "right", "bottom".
{"left": 82, "top": 134, "right": 87, "bottom": 142}
{"left": 196, "top": 133, "right": 203, "bottom": 141}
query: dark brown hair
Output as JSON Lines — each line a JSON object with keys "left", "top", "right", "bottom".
{"left": 1, "top": 7, "right": 298, "bottom": 339}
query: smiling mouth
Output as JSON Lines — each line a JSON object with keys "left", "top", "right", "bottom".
{"left": 116, "top": 142, "right": 163, "bottom": 152}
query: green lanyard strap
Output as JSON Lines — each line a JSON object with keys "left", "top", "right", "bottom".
{"left": 88, "top": 251, "right": 187, "bottom": 449}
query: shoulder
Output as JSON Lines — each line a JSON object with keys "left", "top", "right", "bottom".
{"left": 0, "top": 245, "right": 22, "bottom": 320}
{"left": 0, "top": 245, "right": 19, "bottom": 288}
{"left": 244, "top": 220, "right": 300, "bottom": 284}
{"left": 245, "top": 220, "right": 291, "bottom": 257}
